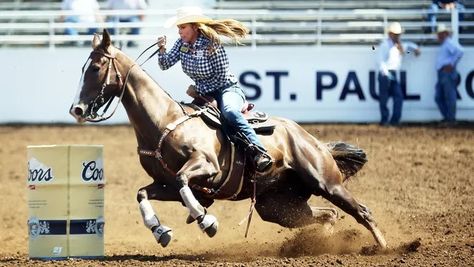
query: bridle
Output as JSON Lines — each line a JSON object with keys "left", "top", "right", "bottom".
{"left": 79, "top": 49, "right": 136, "bottom": 122}
{"left": 74, "top": 41, "right": 160, "bottom": 122}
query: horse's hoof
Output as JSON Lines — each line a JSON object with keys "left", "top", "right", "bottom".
{"left": 186, "top": 214, "right": 195, "bottom": 224}
{"left": 152, "top": 225, "right": 173, "bottom": 247}
{"left": 310, "top": 207, "right": 338, "bottom": 225}
{"left": 198, "top": 214, "right": 218, "bottom": 238}
{"left": 158, "top": 231, "right": 173, "bottom": 247}
{"left": 204, "top": 220, "right": 218, "bottom": 237}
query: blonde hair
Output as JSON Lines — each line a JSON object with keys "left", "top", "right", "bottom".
{"left": 196, "top": 19, "right": 249, "bottom": 46}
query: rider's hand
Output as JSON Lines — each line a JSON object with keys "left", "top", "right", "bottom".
{"left": 157, "top": 36, "right": 166, "bottom": 53}
{"left": 186, "top": 85, "right": 199, "bottom": 98}
{"left": 414, "top": 48, "right": 421, "bottom": 57}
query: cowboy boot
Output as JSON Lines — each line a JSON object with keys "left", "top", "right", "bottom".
{"left": 254, "top": 151, "right": 273, "bottom": 172}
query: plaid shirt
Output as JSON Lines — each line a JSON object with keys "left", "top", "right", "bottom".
{"left": 158, "top": 35, "right": 237, "bottom": 95}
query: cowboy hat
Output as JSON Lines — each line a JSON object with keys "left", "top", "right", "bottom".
{"left": 436, "top": 23, "right": 451, "bottom": 33}
{"left": 387, "top": 22, "right": 403, "bottom": 34}
{"left": 164, "top": 6, "right": 213, "bottom": 28}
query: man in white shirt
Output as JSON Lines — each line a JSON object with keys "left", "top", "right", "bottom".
{"left": 376, "top": 22, "right": 421, "bottom": 126}
{"left": 106, "top": 0, "right": 148, "bottom": 47}
{"left": 434, "top": 23, "right": 464, "bottom": 123}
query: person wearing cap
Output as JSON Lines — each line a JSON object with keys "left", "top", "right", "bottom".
{"left": 156, "top": 6, "right": 273, "bottom": 172}
{"left": 376, "top": 22, "right": 421, "bottom": 126}
{"left": 434, "top": 23, "right": 464, "bottom": 124}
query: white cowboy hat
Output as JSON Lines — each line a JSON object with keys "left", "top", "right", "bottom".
{"left": 164, "top": 6, "right": 213, "bottom": 28}
{"left": 436, "top": 23, "right": 451, "bottom": 33}
{"left": 387, "top": 22, "right": 403, "bottom": 34}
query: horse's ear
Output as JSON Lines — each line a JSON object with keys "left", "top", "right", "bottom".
{"left": 101, "top": 29, "right": 112, "bottom": 48}
{"left": 92, "top": 33, "right": 101, "bottom": 49}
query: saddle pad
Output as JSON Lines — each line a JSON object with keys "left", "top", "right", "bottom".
{"left": 185, "top": 103, "right": 276, "bottom": 134}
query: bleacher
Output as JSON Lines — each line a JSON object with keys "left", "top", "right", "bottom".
{"left": 0, "top": 0, "right": 473, "bottom": 47}
{"left": 213, "top": 0, "right": 474, "bottom": 46}
{"left": 0, "top": 0, "right": 107, "bottom": 45}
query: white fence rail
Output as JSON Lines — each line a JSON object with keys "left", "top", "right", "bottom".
{"left": 0, "top": 8, "right": 473, "bottom": 49}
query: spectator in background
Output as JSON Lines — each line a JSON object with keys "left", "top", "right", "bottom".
{"left": 427, "top": 0, "right": 465, "bottom": 33}
{"left": 434, "top": 23, "right": 464, "bottom": 124}
{"left": 60, "top": 0, "right": 102, "bottom": 38}
{"left": 106, "top": 0, "right": 148, "bottom": 47}
{"left": 376, "top": 22, "right": 421, "bottom": 126}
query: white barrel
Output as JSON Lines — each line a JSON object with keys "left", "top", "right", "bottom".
{"left": 27, "top": 145, "right": 105, "bottom": 259}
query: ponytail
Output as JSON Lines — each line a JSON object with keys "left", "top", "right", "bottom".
{"left": 197, "top": 19, "right": 249, "bottom": 47}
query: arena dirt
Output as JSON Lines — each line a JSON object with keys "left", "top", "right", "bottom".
{"left": 1, "top": 124, "right": 473, "bottom": 266}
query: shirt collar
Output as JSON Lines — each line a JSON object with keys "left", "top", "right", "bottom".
{"left": 192, "top": 34, "right": 209, "bottom": 49}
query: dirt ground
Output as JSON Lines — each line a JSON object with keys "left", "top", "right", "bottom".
{"left": 0, "top": 123, "right": 473, "bottom": 266}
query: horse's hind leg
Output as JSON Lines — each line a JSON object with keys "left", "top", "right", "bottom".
{"left": 136, "top": 182, "right": 178, "bottom": 247}
{"left": 317, "top": 183, "right": 387, "bottom": 248}
{"left": 255, "top": 189, "right": 338, "bottom": 228}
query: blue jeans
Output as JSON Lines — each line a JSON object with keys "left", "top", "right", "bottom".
{"left": 435, "top": 70, "right": 458, "bottom": 122}
{"left": 64, "top": 16, "right": 97, "bottom": 36}
{"left": 215, "top": 84, "right": 265, "bottom": 150}
{"left": 378, "top": 72, "right": 403, "bottom": 125}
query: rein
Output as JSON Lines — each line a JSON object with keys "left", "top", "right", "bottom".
{"left": 138, "top": 107, "right": 207, "bottom": 178}
{"left": 135, "top": 42, "right": 159, "bottom": 67}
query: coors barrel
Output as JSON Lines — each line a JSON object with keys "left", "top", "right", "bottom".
{"left": 27, "top": 145, "right": 105, "bottom": 259}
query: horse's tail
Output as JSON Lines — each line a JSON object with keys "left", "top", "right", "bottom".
{"left": 326, "top": 142, "right": 367, "bottom": 182}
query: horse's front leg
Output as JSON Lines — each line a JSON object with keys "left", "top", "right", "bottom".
{"left": 137, "top": 182, "right": 180, "bottom": 247}
{"left": 176, "top": 153, "right": 219, "bottom": 237}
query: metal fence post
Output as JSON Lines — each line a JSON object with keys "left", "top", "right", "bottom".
{"left": 251, "top": 16, "right": 256, "bottom": 50}
{"left": 317, "top": 11, "right": 322, "bottom": 47}
{"left": 451, "top": 8, "right": 459, "bottom": 42}
{"left": 49, "top": 16, "right": 55, "bottom": 50}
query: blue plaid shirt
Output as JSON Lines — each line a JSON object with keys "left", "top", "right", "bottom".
{"left": 158, "top": 35, "right": 237, "bottom": 95}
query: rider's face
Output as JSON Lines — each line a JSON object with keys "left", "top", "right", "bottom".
{"left": 178, "top": 23, "right": 199, "bottom": 44}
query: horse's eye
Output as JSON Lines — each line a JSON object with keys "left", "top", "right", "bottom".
{"left": 91, "top": 64, "right": 100, "bottom": 72}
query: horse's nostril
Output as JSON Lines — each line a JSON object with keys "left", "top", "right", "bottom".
{"left": 74, "top": 106, "right": 84, "bottom": 116}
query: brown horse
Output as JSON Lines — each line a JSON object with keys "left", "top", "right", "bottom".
{"left": 70, "top": 30, "right": 387, "bottom": 249}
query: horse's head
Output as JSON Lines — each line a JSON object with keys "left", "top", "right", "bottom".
{"left": 70, "top": 29, "right": 127, "bottom": 123}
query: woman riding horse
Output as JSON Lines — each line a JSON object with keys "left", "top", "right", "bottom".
{"left": 157, "top": 6, "right": 273, "bottom": 172}
{"left": 69, "top": 18, "right": 387, "bottom": 249}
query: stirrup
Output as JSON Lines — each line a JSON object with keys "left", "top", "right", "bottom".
{"left": 254, "top": 153, "right": 273, "bottom": 172}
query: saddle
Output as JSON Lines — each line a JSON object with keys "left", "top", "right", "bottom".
{"left": 182, "top": 96, "right": 275, "bottom": 200}
{"left": 185, "top": 96, "right": 275, "bottom": 134}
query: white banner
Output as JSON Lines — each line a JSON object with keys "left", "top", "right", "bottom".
{"left": 1, "top": 45, "right": 473, "bottom": 123}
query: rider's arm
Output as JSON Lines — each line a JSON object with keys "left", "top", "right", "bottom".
{"left": 158, "top": 39, "right": 182, "bottom": 70}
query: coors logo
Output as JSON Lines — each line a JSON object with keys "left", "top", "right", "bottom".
{"left": 81, "top": 158, "right": 104, "bottom": 182}
{"left": 28, "top": 158, "right": 54, "bottom": 183}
